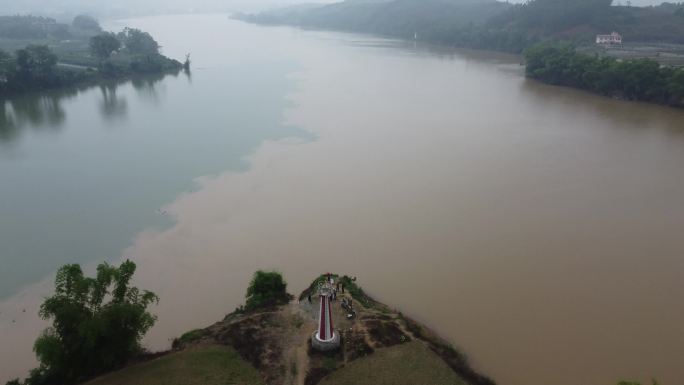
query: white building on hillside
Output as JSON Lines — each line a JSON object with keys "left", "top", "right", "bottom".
{"left": 596, "top": 32, "right": 623, "bottom": 45}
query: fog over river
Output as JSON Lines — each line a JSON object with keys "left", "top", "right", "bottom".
{"left": 1, "top": 14, "right": 684, "bottom": 385}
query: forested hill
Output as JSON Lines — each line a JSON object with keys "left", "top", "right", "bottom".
{"left": 240, "top": 0, "right": 513, "bottom": 40}
{"left": 238, "top": 0, "right": 684, "bottom": 53}
{"left": 492, "top": 0, "right": 684, "bottom": 45}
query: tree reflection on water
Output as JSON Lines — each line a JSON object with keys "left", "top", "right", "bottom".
{"left": 0, "top": 71, "right": 182, "bottom": 143}
{"left": 0, "top": 90, "right": 72, "bottom": 143}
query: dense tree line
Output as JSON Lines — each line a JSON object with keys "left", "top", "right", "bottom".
{"left": 0, "top": 45, "right": 89, "bottom": 94}
{"left": 525, "top": 44, "right": 684, "bottom": 107}
{"left": 88, "top": 28, "right": 175, "bottom": 76}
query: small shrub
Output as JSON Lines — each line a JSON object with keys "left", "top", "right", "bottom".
{"left": 245, "top": 270, "right": 290, "bottom": 311}
{"left": 340, "top": 275, "right": 371, "bottom": 307}
{"left": 299, "top": 274, "right": 334, "bottom": 301}
{"left": 171, "top": 329, "right": 205, "bottom": 349}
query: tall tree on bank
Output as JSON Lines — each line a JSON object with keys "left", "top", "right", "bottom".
{"left": 25, "top": 260, "right": 159, "bottom": 385}
{"left": 118, "top": 28, "right": 160, "bottom": 56}
{"left": 15, "top": 45, "right": 57, "bottom": 81}
{"left": 89, "top": 32, "right": 122, "bottom": 61}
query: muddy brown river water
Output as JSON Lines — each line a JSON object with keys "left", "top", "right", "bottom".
{"left": 1, "top": 14, "right": 684, "bottom": 385}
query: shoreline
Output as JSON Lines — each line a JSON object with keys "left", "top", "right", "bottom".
{"left": 0, "top": 62, "right": 185, "bottom": 101}
{"left": 234, "top": 15, "right": 684, "bottom": 110}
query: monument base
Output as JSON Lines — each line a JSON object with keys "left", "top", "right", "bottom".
{"left": 311, "top": 331, "right": 340, "bottom": 352}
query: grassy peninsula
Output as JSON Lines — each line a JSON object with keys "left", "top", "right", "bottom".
{"left": 0, "top": 15, "right": 185, "bottom": 98}
{"left": 5, "top": 262, "right": 660, "bottom": 385}
{"left": 6, "top": 262, "right": 493, "bottom": 385}
{"left": 86, "top": 272, "right": 493, "bottom": 385}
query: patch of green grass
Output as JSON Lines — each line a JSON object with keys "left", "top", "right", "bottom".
{"left": 400, "top": 315, "right": 426, "bottom": 340}
{"left": 85, "top": 345, "right": 265, "bottom": 385}
{"left": 172, "top": 329, "right": 205, "bottom": 349}
{"left": 320, "top": 341, "right": 466, "bottom": 385}
{"left": 299, "top": 274, "right": 333, "bottom": 301}
{"left": 340, "top": 276, "right": 372, "bottom": 308}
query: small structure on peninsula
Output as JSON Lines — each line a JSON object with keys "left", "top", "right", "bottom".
{"left": 311, "top": 277, "right": 340, "bottom": 351}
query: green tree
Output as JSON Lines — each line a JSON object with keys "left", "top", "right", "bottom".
{"left": 30, "top": 260, "right": 158, "bottom": 384}
{"left": 118, "top": 28, "right": 160, "bottom": 56}
{"left": 15, "top": 45, "right": 57, "bottom": 85}
{"left": 89, "top": 33, "right": 122, "bottom": 61}
{"left": 245, "top": 270, "right": 290, "bottom": 310}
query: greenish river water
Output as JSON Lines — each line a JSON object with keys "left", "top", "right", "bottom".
{"left": 2, "top": 14, "right": 684, "bottom": 385}
{"left": 0, "top": 30, "right": 308, "bottom": 298}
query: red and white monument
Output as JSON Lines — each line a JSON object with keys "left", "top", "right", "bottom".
{"left": 311, "top": 278, "right": 340, "bottom": 351}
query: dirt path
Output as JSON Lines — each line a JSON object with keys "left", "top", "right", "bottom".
{"left": 282, "top": 301, "right": 316, "bottom": 385}
{"left": 294, "top": 342, "right": 309, "bottom": 385}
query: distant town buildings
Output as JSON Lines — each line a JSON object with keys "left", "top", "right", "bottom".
{"left": 596, "top": 32, "right": 623, "bottom": 45}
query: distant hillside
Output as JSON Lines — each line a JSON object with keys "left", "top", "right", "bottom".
{"left": 239, "top": 0, "right": 684, "bottom": 52}
{"left": 491, "top": 0, "right": 684, "bottom": 45}
{"left": 0, "top": 16, "right": 72, "bottom": 40}
{"left": 0, "top": 15, "right": 103, "bottom": 42}
{"left": 242, "top": 0, "right": 512, "bottom": 39}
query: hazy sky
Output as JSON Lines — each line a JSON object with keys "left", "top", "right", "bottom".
{"left": 0, "top": 0, "right": 668, "bottom": 20}
{"left": 0, "top": 0, "right": 339, "bottom": 18}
